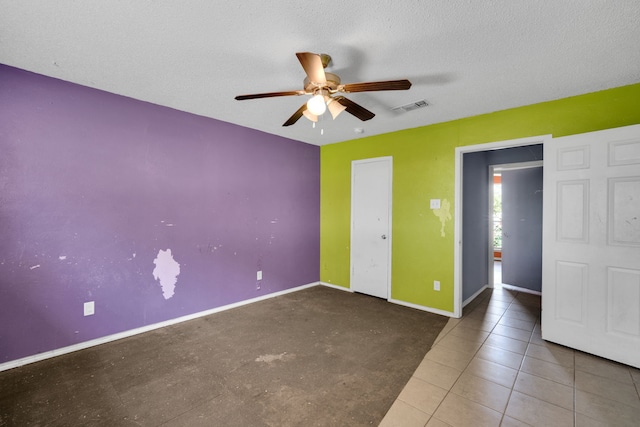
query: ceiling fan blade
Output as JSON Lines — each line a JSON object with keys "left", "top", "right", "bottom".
{"left": 334, "top": 96, "right": 375, "bottom": 121}
{"left": 282, "top": 103, "right": 308, "bottom": 126}
{"left": 296, "top": 52, "right": 327, "bottom": 85}
{"left": 235, "top": 90, "right": 304, "bottom": 100}
{"left": 339, "top": 79, "right": 412, "bottom": 93}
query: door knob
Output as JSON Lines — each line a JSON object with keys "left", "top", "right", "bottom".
{"left": 381, "top": 235, "right": 387, "bottom": 239}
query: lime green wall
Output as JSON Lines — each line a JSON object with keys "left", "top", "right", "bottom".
{"left": 320, "top": 83, "right": 640, "bottom": 313}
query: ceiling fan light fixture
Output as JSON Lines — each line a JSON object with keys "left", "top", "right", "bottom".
{"left": 306, "top": 94, "right": 327, "bottom": 116}
{"left": 326, "top": 97, "right": 346, "bottom": 119}
{"left": 302, "top": 109, "right": 318, "bottom": 122}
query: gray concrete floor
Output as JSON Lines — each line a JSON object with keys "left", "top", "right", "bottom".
{"left": 0, "top": 286, "right": 447, "bottom": 426}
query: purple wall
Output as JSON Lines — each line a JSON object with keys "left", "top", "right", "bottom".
{"left": 0, "top": 65, "right": 320, "bottom": 363}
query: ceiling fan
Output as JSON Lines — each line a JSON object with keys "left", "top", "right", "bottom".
{"left": 235, "top": 52, "right": 412, "bottom": 126}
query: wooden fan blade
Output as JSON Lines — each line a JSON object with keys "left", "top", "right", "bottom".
{"left": 283, "top": 103, "right": 308, "bottom": 126}
{"left": 334, "top": 96, "right": 375, "bottom": 121}
{"left": 235, "top": 90, "right": 304, "bottom": 100}
{"left": 340, "top": 79, "right": 412, "bottom": 93}
{"left": 296, "top": 52, "right": 327, "bottom": 85}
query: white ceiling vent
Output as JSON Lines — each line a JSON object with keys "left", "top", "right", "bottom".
{"left": 392, "top": 99, "right": 429, "bottom": 113}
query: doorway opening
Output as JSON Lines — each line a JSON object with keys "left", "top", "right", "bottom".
{"left": 454, "top": 135, "right": 550, "bottom": 318}
{"left": 492, "top": 172, "right": 503, "bottom": 288}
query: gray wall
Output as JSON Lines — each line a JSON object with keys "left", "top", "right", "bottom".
{"left": 462, "top": 151, "right": 489, "bottom": 302}
{"left": 502, "top": 167, "right": 543, "bottom": 292}
{"left": 462, "top": 145, "right": 542, "bottom": 302}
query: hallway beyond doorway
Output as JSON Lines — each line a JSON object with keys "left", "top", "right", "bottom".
{"left": 494, "top": 261, "right": 502, "bottom": 287}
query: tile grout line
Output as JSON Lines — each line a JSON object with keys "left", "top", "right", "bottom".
{"left": 442, "top": 290, "right": 572, "bottom": 426}
{"left": 503, "top": 295, "right": 586, "bottom": 426}
{"left": 415, "top": 288, "right": 639, "bottom": 427}
{"left": 421, "top": 291, "right": 498, "bottom": 424}
{"left": 428, "top": 289, "right": 530, "bottom": 425}
{"left": 495, "top": 291, "right": 536, "bottom": 427}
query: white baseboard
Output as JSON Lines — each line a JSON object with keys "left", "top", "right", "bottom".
{"left": 319, "top": 283, "right": 454, "bottom": 317}
{"left": 463, "top": 285, "right": 489, "bottom": 307}
{"left": 319, "top": 282, "right": 353, "bottom": 292}
{"left": 388, "top": 298, "right": 455, "bottom": 318}
{"left": 1, "top": 281, "right": 461, "bottom": 372}
{"left": 0, "top": 281, "right": 320, "bottom": 373}
{"left": 500, "top": 283, "right": 542, "bottom": 296}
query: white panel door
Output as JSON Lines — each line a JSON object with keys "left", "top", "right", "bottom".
{"left": 350, "top": 157, "right": 392, "bottom": 299}
{"left": 542, "top": 124, "right": 640, "bottom": 368}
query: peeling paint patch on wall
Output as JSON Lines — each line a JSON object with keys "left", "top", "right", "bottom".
{"left": 432, "top": 199, "right": 452, "bottom": 237}
{"left": 152, "top": 249, "right": 181, "bottom": 299}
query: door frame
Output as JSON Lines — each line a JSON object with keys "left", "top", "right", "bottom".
{"left": 488, "top": 161, "right": 543, "bottom": 290}
{"left": 350, "top": 156, "right": 393, "bottom": 299}
{"left": 454, "top": 135, "right": 551, "bottom": 317}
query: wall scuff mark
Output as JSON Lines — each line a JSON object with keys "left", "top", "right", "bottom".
{"left": 152, "top": 249, "right": 181, "bottom": 299}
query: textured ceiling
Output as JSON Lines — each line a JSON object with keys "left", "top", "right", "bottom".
{"left": 2, "top": 1, "right": 640, "bottom": 145}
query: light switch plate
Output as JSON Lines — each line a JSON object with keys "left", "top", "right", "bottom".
{"left": 257, "top": 270, "right": 262, "bottom": 281}
{"left": 84, "top": 301, "right": 95, "bottom": 316}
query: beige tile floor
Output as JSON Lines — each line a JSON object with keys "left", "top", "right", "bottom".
{"left": 380, "top": 286, "right": 640, "bottom": 427}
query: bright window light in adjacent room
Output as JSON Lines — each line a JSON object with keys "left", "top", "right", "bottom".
{"left": 306, "top": 94, "right": 326, "bottom": 116}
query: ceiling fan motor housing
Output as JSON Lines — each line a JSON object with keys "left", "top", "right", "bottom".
{"left": 304, "top": 73, "right": 341, "bottom": 94}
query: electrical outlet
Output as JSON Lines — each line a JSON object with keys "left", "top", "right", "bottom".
{"left": 430, "top": 199, "right": 441, "bottom": 209}
{"left": 433, "top": 281, "right": 440, "bottom": 291}
{"left": 84, "top": 301, "right": 95, "bottom": 316}
{"left": 257, "top": 270, "right": 262, "bottom": 281}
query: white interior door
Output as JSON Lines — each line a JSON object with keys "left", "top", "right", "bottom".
{"left": 542, "top": 124, "right": 640, "bottom": 368}
{"left": 350, "top": 157, "right": 392, "bottom": 299}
